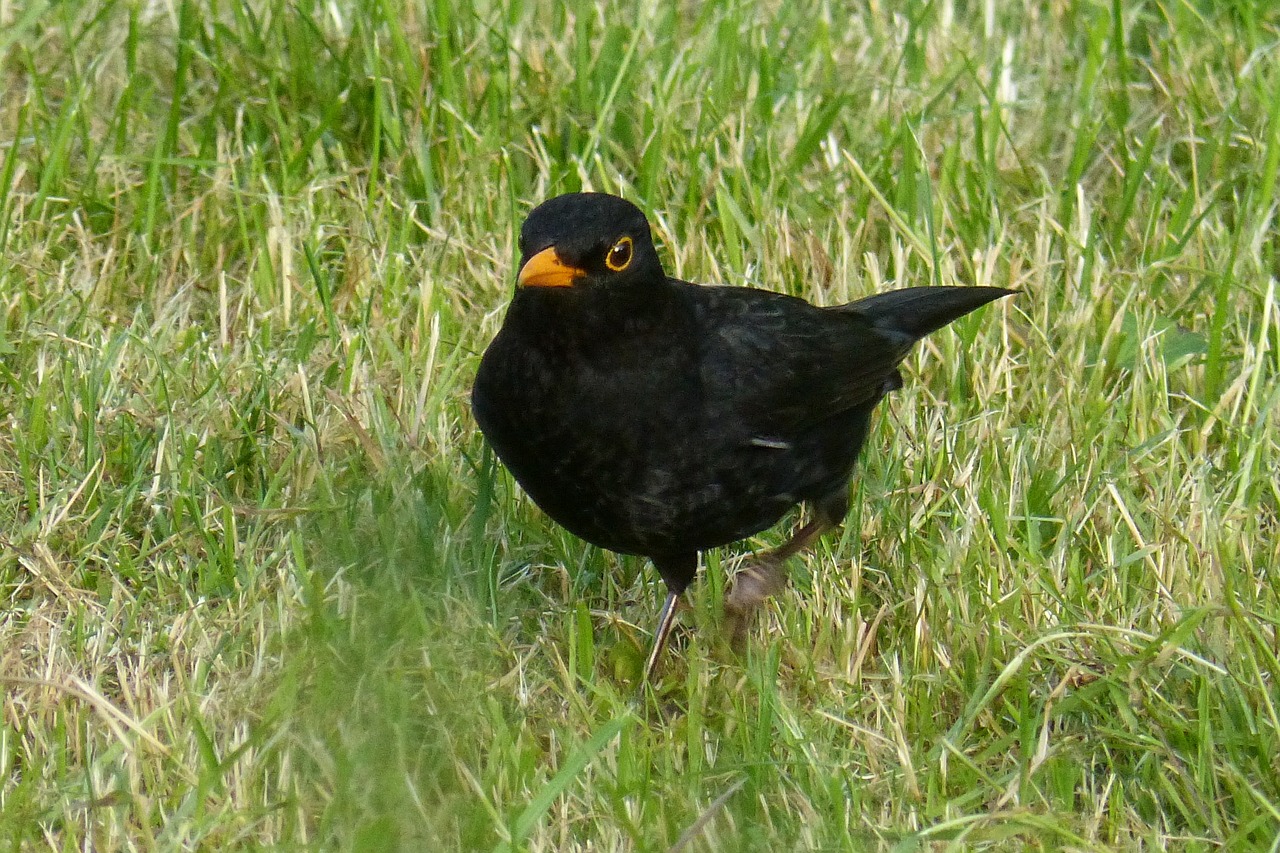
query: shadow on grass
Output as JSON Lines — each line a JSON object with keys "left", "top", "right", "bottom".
{"left": 265, "top": 458, "right": 528, "bottom": 850}
{"left": 258, "top": 454, "right": 824, "bottom": 851}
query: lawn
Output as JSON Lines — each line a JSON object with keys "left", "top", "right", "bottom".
{"left": 2, "top": 1, "right": 1278, "bottom": 849}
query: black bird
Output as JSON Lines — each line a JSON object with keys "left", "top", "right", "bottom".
{"left": 472, "top": 192, "right": 1012, "bottom": 679}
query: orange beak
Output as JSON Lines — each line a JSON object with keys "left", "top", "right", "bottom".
{"left": 517, "top": 246, "right": 583, "bottom": 288}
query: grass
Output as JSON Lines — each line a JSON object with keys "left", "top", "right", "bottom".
{"left": 2, "top": 0, "right": 1279, "bottom": 849}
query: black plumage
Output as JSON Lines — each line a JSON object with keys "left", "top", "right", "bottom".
{"left": 472, "top": 192, "right": 1012, "bottom": 677}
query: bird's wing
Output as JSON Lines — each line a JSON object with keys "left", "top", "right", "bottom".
{"left": 685, "top": 283, "right": 914, "bottom": 437}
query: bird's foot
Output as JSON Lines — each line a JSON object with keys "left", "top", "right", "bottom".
{"left": 723, "top": 554, "right": 787, "bottom": 648}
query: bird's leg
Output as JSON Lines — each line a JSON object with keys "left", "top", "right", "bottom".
{"left": 724, "top": 518, "right": 828, "bottom": 644}
{"left": 770, "top": 517, "right": 829, "bottom": 561}
{"left": 642, "top": 554, "right": 697, "bottom": 683}
{"left": 643, "top": 591, "right": 682, "bottom": 682}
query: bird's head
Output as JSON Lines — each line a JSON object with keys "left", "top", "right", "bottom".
{"left": 515, "top": 193, "right": 665, "bottom": 292}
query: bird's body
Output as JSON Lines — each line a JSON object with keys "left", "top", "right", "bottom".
{"left": 476, "top": 280, "right": 905, "bottom": 579}
{"left": 473, "top": 192, "right": 1012, "bottom": 676}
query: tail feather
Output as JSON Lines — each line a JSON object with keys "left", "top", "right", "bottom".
{"left": 843, "top": 286, "right": 1015, "bottom": 340}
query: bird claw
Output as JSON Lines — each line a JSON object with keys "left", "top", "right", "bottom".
{"left": 723, "top": 555, "right": 787, "bottom": 647}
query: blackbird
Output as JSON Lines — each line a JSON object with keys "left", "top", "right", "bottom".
{"left": 473, "top": 192, "right": 1012, "bottom": 679}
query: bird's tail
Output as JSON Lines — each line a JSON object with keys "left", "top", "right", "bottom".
{"left": 843, "top": 286, "right": 1015, "bottom": 339}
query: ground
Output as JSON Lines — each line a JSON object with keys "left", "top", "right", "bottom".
{"left": 1, "top": 1, "right": 1278, "bottom": 850}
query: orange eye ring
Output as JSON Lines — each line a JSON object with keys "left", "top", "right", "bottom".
{"left": 605, "top": 236, "right": 633, "bottom": 272}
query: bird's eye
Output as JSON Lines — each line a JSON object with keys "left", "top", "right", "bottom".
{"left": 605, "top": 237, "right": 633, "bottom": 272}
